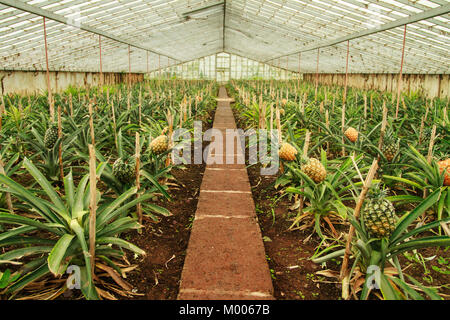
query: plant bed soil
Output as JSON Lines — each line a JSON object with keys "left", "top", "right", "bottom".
{"left": 122, "top": 109, "right": 216, "bottom": 300}
{"left": 231, "top": 102, "right": 449, "bottom": 301}
{"left": 246, "top": 163, "right": 343, "bottom": 300}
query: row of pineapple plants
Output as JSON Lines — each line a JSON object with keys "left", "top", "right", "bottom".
{"left": 0, "top": 79, "right": 217, "bottom": 299}
{"left": 228, "top": 79, "right": 449, "bottom": 300}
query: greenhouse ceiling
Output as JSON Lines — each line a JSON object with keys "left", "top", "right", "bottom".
{"left": 0, "top": 0, "right": 449, "bottom": 74}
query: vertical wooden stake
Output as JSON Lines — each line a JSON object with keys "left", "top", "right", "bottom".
{"left": 135, "top": 133, "right": 142, "bottom": 225}
{"left": 0, "top": 156, "right": 13, "bottom": 213}
{"left": 340, "top": 159, "right": 378, "bottom": 298}
{"left": 43, "top": 17, "right": 54, "bottom": 122}
{"left": 298, "top": 52, "right": 301, "bottom": 89}
{"left": 138, "top": 88, "right": 142, "bottom": 126}
{"left": 88, "top": 103, "right": 95, "bottom": 146}
{"left": 88, "top": 144, "right": 97, "bottom": 278}
{"left": 99, "top": 35, "right": 103, "bottom": 87}
{"left": 297, "top": 131, "right": 311, "bottom": 216}
{"left": 395, "top": 25, "right": 407, "bottom": 119}
{"left": 57, "top": 104, "right": 64, "bottom": 180}
{"left": 423, "top": 125, "right": 437, "bottom": 199}
{"left": 377, "top": 101, "right": 388, "bottom": 162}
{"left": 370, "top": 93, "right": 373, "bottom": 116}
{"left": 270, "top": 103, "right": 274, "bottom": 131}
{"left": 341, "top": 103, "right": 346, "bottom": 157}
{"left": 128, "top": 45, "right": 131, "bottom": 91}
{"left": 315, "top": 49, "right": 319, "bottom": 101}
{"left": 325, "top": 109, "right": 330, "bottom": 154}
{"left": 111, "top": 101, "right": 118, "bottom": 149}
{"left": 363, "top": 94, "right": 367, "bottom": 130}
{"left": 69, "top": 93, "right": 73, "bottom": 117}
{"left": 343, "top": 40, "right": 350, "bottom": 106}
{"left": 419, "top": 115, "right": 425, "bottom": 145}
{"left": 276, "top": 105, "right": 282, "bottom": 145}
{"left": 165, "top": 110, "right": 173, "bottom": 167}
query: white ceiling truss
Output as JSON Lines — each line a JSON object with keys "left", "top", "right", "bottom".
{"left": 0, "top": 0, "right": 448, "bottom": 74}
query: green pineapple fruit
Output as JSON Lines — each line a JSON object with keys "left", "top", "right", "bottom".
{"left": 363, "top": 188, "right": 397, "bottom": 238}
{"left": 44, "top": 124, "right": 59, "bottom": 149}
{"left": 112, "top": 156, "right": 136, "bottom": 184}
{"left": 382, "top": 129, "right": 399, "bottom": 162}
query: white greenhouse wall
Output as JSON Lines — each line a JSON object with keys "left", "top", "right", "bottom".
{"left": 303, "top": 73, "right": 449, "bottom": 99}
{"left": 0, "top": 71, "right": 144, "bottom": 96}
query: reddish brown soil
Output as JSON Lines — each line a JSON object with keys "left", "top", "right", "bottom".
{"left": 124, "top": 164, "right": 206, "bottom": 299}
{"left": 231, "top": 101, "right": 449, "bottom": 301}
{"left": 246, "top": 163, "right": 342, "bottom": 300}
{"left": 245, "top": 158, "right": 449, "bottom": 300}
{"left": 123, "top": 109, "right": 216, "bottom": 300}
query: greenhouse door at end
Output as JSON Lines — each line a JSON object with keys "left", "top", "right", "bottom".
{"left": 216, "top": 53, "right": 230, "bottom": 83}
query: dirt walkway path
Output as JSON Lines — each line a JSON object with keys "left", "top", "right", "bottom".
{"left": 177, "top": 86, "right": 274, "bottom": 300}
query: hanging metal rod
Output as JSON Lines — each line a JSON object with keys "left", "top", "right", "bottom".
{"left": 222, "top": 0, "right": 227, "bottom": 52}
{"left": 264, "top": 4, "right": 450, "bottom": 63}
{"left": 0, "top": 0, "right": 180, "bottom": 62}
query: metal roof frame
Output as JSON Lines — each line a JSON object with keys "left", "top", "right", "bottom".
{"left": 0, "top": 0, "right": 448, "bottom": 75}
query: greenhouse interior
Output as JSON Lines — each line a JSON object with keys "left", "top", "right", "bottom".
{"left": 0, "top": 0, "right": 449, "bottom": 303}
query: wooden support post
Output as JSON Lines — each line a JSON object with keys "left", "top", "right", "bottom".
{"left": 325, "top": 109, "right": 330, "bottom": 154}
{"left": 341, "top": 104, "right": 346, "bottom": 157}
{"left": 88, "top": 144, "right": 97, "bottom": 278}
{"left": 419, "top": 115, "right": 425, "bottom": 145}
{"left": 395, "top": 25, "right": 407, "bottom": 119}
{"left": 135, "top": 133, "right": 142, "bottom": 225}
{"left": 146, "top": 51, "right": 149, "bottom": 77}
{"left": 343, "top": 40, "right": 350, "bottom": 106}
{"left": 111, "top": 101, "right": 118, "bottom": 150}
{"left": 296, "top": 131, "right": 311, "bottom": 217}
{"left": 377, "top": 102, "right": 388, "bottom": 162}
{"left": 69, "top": 93, "right": 73, "bottom": 117}
{"left": 128, "top": 45, "right": 131, "bottom": 90}
{"left": 315, "top": 48, "right": 319, "bottom": 101}
{"left": 99, "top": 35, "right": 103, "bottom": 87}
{"left": 57, "top": 104, "right": 64, "bottom": 180}
{"left": 0, "top": 156, "right": 13, "bottom": 213}
{"left": 370, "top": 93, "right": 373, "bottom": 116}
{"left": 276, "top": 105, "right": 282, "bottom": 145}
{"left": 43, "top": 17, "right": 54, "bottom": 122}
{"left": 165, "top": 110, "right": 173, "bottom": 167}
{"left": 88, "top": 103, "right": 95, "bottom": 146}
{"left": 270, "top": 103, "right": 274, "bottom": 131}
{"left": 138, "top": 89, "right": 142, "bottom": 127}
{"left": 340, "top": 159, "right": 378, "bottom": 298}
{"left": 363, "top": 94, "right": 367, "bottom": 130}
{"left": 423, "top": 125, "right": 437, "bottom": 199}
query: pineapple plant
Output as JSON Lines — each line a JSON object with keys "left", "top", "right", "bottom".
{"left": 437, "top": 158, "right": 450, "bottom": 186}
{"left": 300, "top": 157, "right": 326, "bottom": 183}
{"left": 381, "top": 130, "right": 400, "bottom": 162}
{"left": 44, "top": 123, "right": 59, "bottom": 149}
{"left": 279, "top": 142, "right": 297, "bottom": 161}
{"left": 150, "top": 135, "right": 169, "bottom": 155}
{"left": 363, "top": 187, "right": 397, "bottom": 238}
{"left": 112, "top": 155, "right": 136, "bottom": 184}
{"left": 344, "top": 127, "right": 358, "bottom": 142}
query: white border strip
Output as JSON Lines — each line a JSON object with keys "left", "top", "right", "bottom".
{"left": 179, "top": 288, "right": 273, "bottom": 298}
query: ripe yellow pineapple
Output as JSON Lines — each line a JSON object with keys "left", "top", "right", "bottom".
{"left": 301, "top": 158, "right": 327, "bottom": 183}
{"left": 279, "top": 142, "right": 297, "bottom": 161}
{"left": 344, "top": 127, "right": 358, "bottom": 142}
{"left": 150, "top": 135, "right": 169, "bottom": 154}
